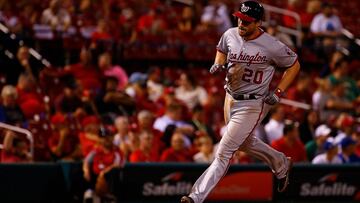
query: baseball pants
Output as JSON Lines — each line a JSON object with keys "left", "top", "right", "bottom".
{"left": 188, "top": 93, "right": 289, "bottom": 203}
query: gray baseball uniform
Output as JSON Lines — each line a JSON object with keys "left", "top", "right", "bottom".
{"left": 188, "top": 28, "right": 298, "bottom": 203}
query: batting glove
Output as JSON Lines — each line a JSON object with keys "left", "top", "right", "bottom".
{"left": 264, "top": 88, "right": 284, "bottom": 105}
{"left": 209, "top": 64, "right": 225, "bottom": 74}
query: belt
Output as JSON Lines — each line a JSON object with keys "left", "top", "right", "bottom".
{"left": 225, "top": 88, "right": 258, "bottom": 100}
{"left": 232, "top": 94, "right": 257, "bottom": 100}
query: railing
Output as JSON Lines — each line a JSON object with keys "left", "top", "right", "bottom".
{"left": 280, "top": 98, "right": 311, "bottom": 110}
{"left": 0, "top": 122, "right": 34, "bottom": 159}
{"left": 262, "top": 4, "right": 302, "bottom": 48}
{"left": 341, "top": 28, "right": 360, "bottom": 47}
{"left": 0, "top": 22, "right": 51, "bottom": 68}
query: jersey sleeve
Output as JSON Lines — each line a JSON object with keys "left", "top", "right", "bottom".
{"left": 216, "top": 31, "right": 229, "bottom": 54}
{"left": 271, "top": 39, "right": 298, "bottom": 68}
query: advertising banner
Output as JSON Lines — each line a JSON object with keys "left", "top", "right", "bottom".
{"left": 275, "top": 165, "right": 360, "bottom": 202}
{"left": 208, "top": 171, "right": 273, "bottom": 201}
{"left": 109, "top": 163, "right": 272, "bottom": 202}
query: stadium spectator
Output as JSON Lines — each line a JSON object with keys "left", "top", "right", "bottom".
{"left": 265, "top": 105, "right": 286, "bottom": 144}
{"left": 338, "top": 136, "right": 360, "bottom": 163}
{"left": 0, "top": 85, "right": 25, "bottom": 125}
{"left": 48, "top": 113, "right": 81, "bottom": 161}
{"left": 98, "top": 52, "right": 128, "bottom": 91}
{"left": 160, "top": 132, "right": 192, "bottom": 162}
{"left": 6, "top": 46, "right": 39, "bottom": 85}
{"left": 1, "top": 130, "right": 32, "bottom": 163}
{"left": 305, "top": 124, "right": 331, "bottom": 161}
{"left": 334, "top": 114, "right": 355, "bottom": 144}
{"left": 54, "top": 77, "right": 85, "bottom": 115}
{"left": 193, "top": 135, "right": 214, "bottom": 163}
{"left": 322, "top": 81, "right": 354, "bottom": 118}
{"left": 83, "top": 131, "right": 122, "bottom": 202}
{"left": 18, "top": 3, "right": 40, "bottom": 36}
{"left": 112, "top": 115, "right": 138, "bottom": 159}
{"left": 16, "top": 74, "right": 46, "bottom": 119}
{"left": 155, "top": 86, "right": 187, "bottom": 117}
{"left": 116, "top": 1, "right": 136, "bottom": 42}
{"left": 125, "top": 72, "right": 156, "bottom": 113}
{"left": 313, "top": 78, "right": 353, "bottom": 122}
{"left": 310, "top": 2, "right": 343, "bottom": 57}
{"left": 282, "top": 0, "right": 302, "bottom": 29}
{"left": 146, "top": 66, "right": 164, "bottom": 102}
{"left": 0, "top": 1, "right": 22, "bottom": 36}
{"left": 136, "top": 6, "right": 168, "bottom": 36}
{"left": 282, "top": 0, "right": 322, "bottom": 30}
{"left": 125, "top": 72, "right": 147, "bottom": 98}
{"left": 90, "top": 19, "right": 113, "bottom": 50}
{"left": 312, "top": 78, "right": 331, "bottom": 117}
{"left": 76, "top": 0, "right": 97, "bottom": 38}
{"left": 266, "top": 20, "right": 295, "bottom": 50}
{"left": 188, "top": 104, "right": 218, "bottom": 144}
{"left": 129, "top": 131, "right": 159, "bottom": 162}
{"left": 135, "top": 110, "right": 164, "bottom": 154}
{"left": 63, "top": 47, "right": 102, "bottom": 91}
{"left": 153, "top": 103, "right": 194, "bottom": 137}
{"left": 95, "top": 76, "right": 135, "bottom": 116}
{"left": 200, "top": 0, "right": 231, "bottom": 34}
{"left": 285, "top": 73, "right": 312, "bottom": 122}
{"left": 175, "top": 72, "right": 208, "bottom": 111}
{"left": 327, "top": 58, "right": 360, "bottom": 101}
{"left": 312, "top": 137, "right": 341, "bottom": 164}
{"left": 41, "top": 0, "right": 71, "bottom": 32}
{"left": 271, "top": 120, "right": 307, "bottom": 163}
{"left": 298, "top": 110, "right": 319, "bottom": 144}
{"left": 177, "top": 6, "right": 196, "bottom": 33}
{"left": 310, "top": 2, "right": 343, "bottom": 36}
{"left": 302, "top": 0, "right": 322, "bottom": 29}
{"left": 78, "top": 115, "right": 101, "bottom": 157}
{"left": 319, "top": 50, "right": 345, "bottom": 78}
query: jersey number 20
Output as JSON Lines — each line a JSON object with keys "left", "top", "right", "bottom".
{"left": 242, "top": 68, "right": 263, "bottom": 84}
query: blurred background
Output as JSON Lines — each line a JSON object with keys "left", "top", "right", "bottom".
{"left": 0, "top": 0, "right": 359, "bottom": 202}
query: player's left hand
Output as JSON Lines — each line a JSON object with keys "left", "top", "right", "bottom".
{"left": 264, "top": 88, "right": 283, "bottom": 105}
{"left": 209, "top": 64, "right": 225, "bottom": 74}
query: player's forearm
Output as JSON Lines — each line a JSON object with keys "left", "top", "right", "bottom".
{"left": 277, "top": 61, "right": 300, "bottom": 92}
{"left": 214, "top": 51, "right": 227, "bottom": 65}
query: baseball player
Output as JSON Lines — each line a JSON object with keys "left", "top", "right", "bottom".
{"left": 181, "top": 1, "right": 300, "bottom": 203}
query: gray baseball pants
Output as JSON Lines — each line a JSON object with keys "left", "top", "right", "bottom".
{"left": 188, "top": 93, "right": 289, "bottom": 203}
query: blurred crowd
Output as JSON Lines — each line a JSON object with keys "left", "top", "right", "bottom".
{"left": 0, "top": 0, "right": 360, "bottom": 198}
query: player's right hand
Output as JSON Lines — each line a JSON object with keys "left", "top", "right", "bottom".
{"left": 264, "top": 88, "right": 283, "bottom": 105}
{"left": 209, "top": 64, "right": 225, "bottom": 74}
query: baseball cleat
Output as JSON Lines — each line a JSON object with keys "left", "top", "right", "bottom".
{"left": 180, "top": 196, "right": 194, "bottom": 203}
{"left": 277, "top": 157, "right": 293, "bottom": 192}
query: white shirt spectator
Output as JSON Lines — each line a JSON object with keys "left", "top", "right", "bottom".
{"left": 41, "top": 7, "right": 71, "bottom": 31}
{"left": 147, "top": 80, "right": 163, "bottom": 102}
{"left": 264, "top": 119, "right": 284, "bottom": 144}
{"left": 113, "top": 133, "right": 130, "bottom": 147}
{"left": 310, "top": 13, "right": 342, "bottom": 34}
{"left": 193, "top": 152, "right": 215, "bottom": 163}
{"left": 175, "top": 86, "right": 208, "bottom": 110}
{"left": 312, "top": 153, "right": 342, "bottom": 164}
{"left": 153, "top": 115, "right": 189, "bottom": 133}
{"left": 201, "top": 3, "right": 232, "bottom": 33}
